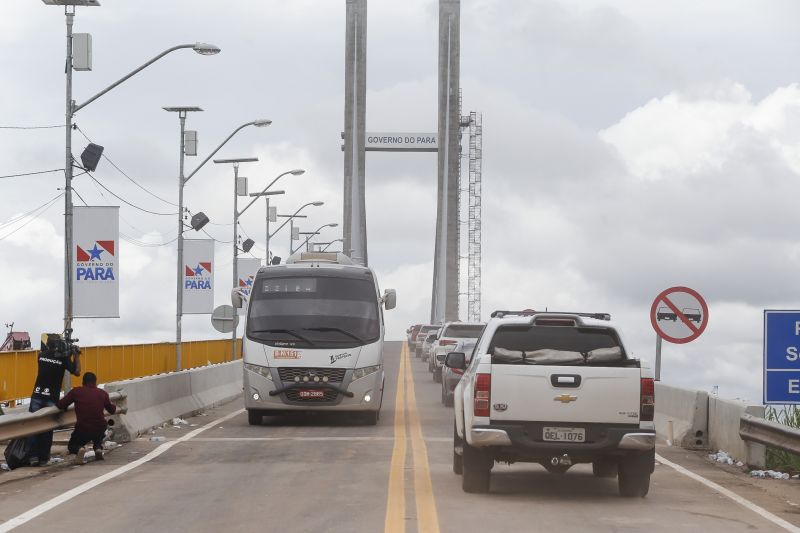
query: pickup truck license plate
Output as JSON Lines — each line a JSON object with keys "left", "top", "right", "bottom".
{"left": 543, "top": 427, "right": 585, "bottom": 442}
{"left": 298, "top": 389, "right": 325, "bottom": 399}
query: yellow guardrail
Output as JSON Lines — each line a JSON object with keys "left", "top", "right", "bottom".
{"left": 0, "top": 338, "right": 241, "bottom": 403}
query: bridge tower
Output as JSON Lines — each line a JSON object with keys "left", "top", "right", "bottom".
{"left": 431, "top": 0, "right": 461, "bottom": 324}
{"left": 342, "top": 0, "right": 368, "bottom": 266}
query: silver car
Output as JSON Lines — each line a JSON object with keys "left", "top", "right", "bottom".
{"left": 420, "top": 330, "right": 440, "bottom": 363}
{"left": 440, "top": 338, "right": 478, "bottom": 406}
{"left": 414, "top": 325, "right": 439, "bottom": 358}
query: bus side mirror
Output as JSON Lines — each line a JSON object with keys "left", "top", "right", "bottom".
{"left": 383, "top": 289, "right": 396, "bottom": 310}
{"left": 231, "top": 289, "right": 243, "bottom": 309}
{"left": 445, "top": 352, "right": 466, "bottom": 370}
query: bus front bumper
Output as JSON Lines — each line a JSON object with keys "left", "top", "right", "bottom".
{"left": 244, "top": 368, "right": 383, "bottom": 412}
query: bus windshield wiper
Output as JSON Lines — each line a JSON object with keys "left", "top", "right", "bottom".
{"left": 302, "top": 327, "right": 365, "bottom": 344}
{"left": 250, "top": 328, "right": 315, "bottom": 346}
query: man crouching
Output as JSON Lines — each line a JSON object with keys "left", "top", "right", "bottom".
{"left": 57, "top": 372, "right": 117, "bottom": 464}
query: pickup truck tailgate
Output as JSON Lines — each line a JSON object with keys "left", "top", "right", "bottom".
{"left": 490, "top": 366, "right": 641, "bottom": 425}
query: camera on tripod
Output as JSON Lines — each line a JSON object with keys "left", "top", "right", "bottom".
{"left": 41, "top": 329, "right": 81, "bottom": 359}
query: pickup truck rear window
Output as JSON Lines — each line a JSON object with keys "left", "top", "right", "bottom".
{"left": 442, "top": 324, "right": 484, "bottom": 338}
{"left": 488, "top": 325, "right": 629, "bottom": 366}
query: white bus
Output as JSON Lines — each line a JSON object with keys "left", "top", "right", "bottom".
{"left": 234, "top": 252, "right": 396, "bottom": 425}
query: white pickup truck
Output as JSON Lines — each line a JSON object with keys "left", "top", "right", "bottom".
{"left": 449, "top": 310, "right": 655, "bottom": 497}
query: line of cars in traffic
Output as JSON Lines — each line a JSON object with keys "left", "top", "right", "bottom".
{"left": 407, "top": 310, "right": 656, "bottom": 498}
{"left": 406, "top": 321, "right": 485, "bottom": 407}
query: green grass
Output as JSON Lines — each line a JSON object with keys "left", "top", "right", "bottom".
{"left": 765, "top": 405, "right": 800, "bottom": 473}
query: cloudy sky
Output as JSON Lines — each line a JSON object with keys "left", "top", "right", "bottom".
{"left": 2, "top": 0, "right": 799, "bottom": 402}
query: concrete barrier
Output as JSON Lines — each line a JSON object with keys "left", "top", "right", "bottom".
{"left": 654, "top": 383, "right": 709, "bottom": 449}
{"left": 708, "top": 395, "right": 766, "bottom": 468}
{"left": 105, "top": 360, "right": 242, "bottom": 442}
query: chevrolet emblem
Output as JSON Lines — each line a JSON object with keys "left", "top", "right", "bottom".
{"left": 554, "top": 394, "right": 577, "bottom": 403}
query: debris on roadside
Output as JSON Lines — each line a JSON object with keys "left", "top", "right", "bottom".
{"left": 708, "top": 450, "right": 734, "bottom": 465}
{"left": 750, "top": 470, "right": 791, "bottom": 480}
{"left": 149, "top": 436, "right": 166, "bottom": 442}
{"left": 172, "top": 417, "right": 188, "bottom": 426}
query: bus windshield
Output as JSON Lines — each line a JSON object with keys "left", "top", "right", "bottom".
{"left": 246, "top": 275, "right": 380, "bottom": 348}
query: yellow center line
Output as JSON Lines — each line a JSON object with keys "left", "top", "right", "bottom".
{"left": 405, "top": 343, "right": 441, "bottom": 533}
{"left": 384, "top": 343, "right": 407, "bottom": 533}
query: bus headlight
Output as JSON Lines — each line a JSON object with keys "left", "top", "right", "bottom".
{"left": 244, "top": 363, "right": 272, "bottom": 381}
{"left": 352, "top": 364, "right": 382, "bottom": 381}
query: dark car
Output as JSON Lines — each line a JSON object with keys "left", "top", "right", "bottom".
{"left": 682, "top": 308, "right": 702, "bottom": 323}
{"left": 407, "top": 324, "right": 422, "bottom": 348}
{"left": 656, "top": 306, "right": 677, "bottom": 321}
{"left": 441, "top": 338, "right": 478, "bottom": 406}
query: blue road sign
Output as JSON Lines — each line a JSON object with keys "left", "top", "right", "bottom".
{"left": 763, "top": 310, "right": 800, "bottom": 404}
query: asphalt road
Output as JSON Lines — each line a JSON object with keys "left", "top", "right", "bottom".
{"left": 0, "top": 341, "right": 799, "bottom": 532}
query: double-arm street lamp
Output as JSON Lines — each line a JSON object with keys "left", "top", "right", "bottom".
{"left": 164, "top": 112, "right": 271, "bottom": 370}
{"left": 44, "top": 0, "right": 222, "bottom": 334}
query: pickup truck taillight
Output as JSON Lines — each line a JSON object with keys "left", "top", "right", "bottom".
{"left": 640, "top": 378, "right": 655, "bottom": 421}
{"left": 474, "top": 373, "right": 491, "bottom": 417}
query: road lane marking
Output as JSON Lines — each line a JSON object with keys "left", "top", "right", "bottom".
{"left": 187, "top": 437, "right": 452, "bottom": 443}
{"left": 192, "top": 436, "right": 396, "bottom": 442}
{"left": 656, "top": 454, "right": 800, "bottom": 532}
{"left": 0, "top": 408, "right": 245, "bottom": 533}
{"left": 384, "top": 343, "right": 407, "bottom": 533}
{"left": 404, "top": 343, "right": 441, "bottom": 533}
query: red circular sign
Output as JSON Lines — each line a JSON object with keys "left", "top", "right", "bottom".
{"left": 650, "top": 286, "right": 709, "bottom": 344}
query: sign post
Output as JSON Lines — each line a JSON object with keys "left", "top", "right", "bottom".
{"left": 650, "top": 286, "right": 709, "bottom": 380}
{"left": 763, "top": 310, "right": 800, "bottom": 405}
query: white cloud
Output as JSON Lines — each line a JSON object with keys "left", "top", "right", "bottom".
{"left": 6, "top": 1, "right": 800, "bottom": 403}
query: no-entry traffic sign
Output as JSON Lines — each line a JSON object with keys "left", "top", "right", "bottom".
{"left": 650, "top": 286, "right": 709, "bottom": 344}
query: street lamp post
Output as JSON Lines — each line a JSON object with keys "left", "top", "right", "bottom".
{"left": 214, "top": 157, "right": 259, "bottom": 362}
{"left": 318, "top": 239, "right": 344, "bottom": 252}
{"left": 295, "top": 232, "right": 317, "bottom": 254}
{"left": 271, "top": 201, "right": 324, "bottom": 258}
{"left": 245, "top": 169, "right": 305, "bottom": 259}
{"left": 45, "top": 0, "right": 221, "bottom": 334}
{"left": 275, "top": 214, "right": 306, "bottom": 259}
{"left": 297, "top": 223, "right": 339, "bottom": 253}
{"left": 165, "top": 113, "right": 271, "bottom": 370}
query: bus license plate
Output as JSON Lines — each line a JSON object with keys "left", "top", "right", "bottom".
{"left": 299, "top": 389, "right": 325, "bottom": 399}
{"left": 543, "top": 427, "right": 585, "bottom": 442}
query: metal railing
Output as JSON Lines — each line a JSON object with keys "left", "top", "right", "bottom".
{"left": 739, "top": 413, "right": 800, "bottom": 456}
{"left": 0, "top": 339, "right": 240, "bottom": 403}
{"left": 0, "top": 391, "right": 126, "bottom": 442}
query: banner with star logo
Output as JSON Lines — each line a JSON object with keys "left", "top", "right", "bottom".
{"left": 236, "top": 257, "right": 262, "bottom": 315}
{"left": 74, "top": 206, "right": 119, "bottom": 317}
{"left": 182, "top": 239, "right": 215, "bottom": 314}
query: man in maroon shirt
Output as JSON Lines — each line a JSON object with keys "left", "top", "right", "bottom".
{"left": 57, "top": 372, "right": 117, "bottom": 464}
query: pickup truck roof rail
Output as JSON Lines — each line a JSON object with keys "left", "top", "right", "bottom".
{"left": 490, "top": 310, "right": 612, "bottom": 321}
